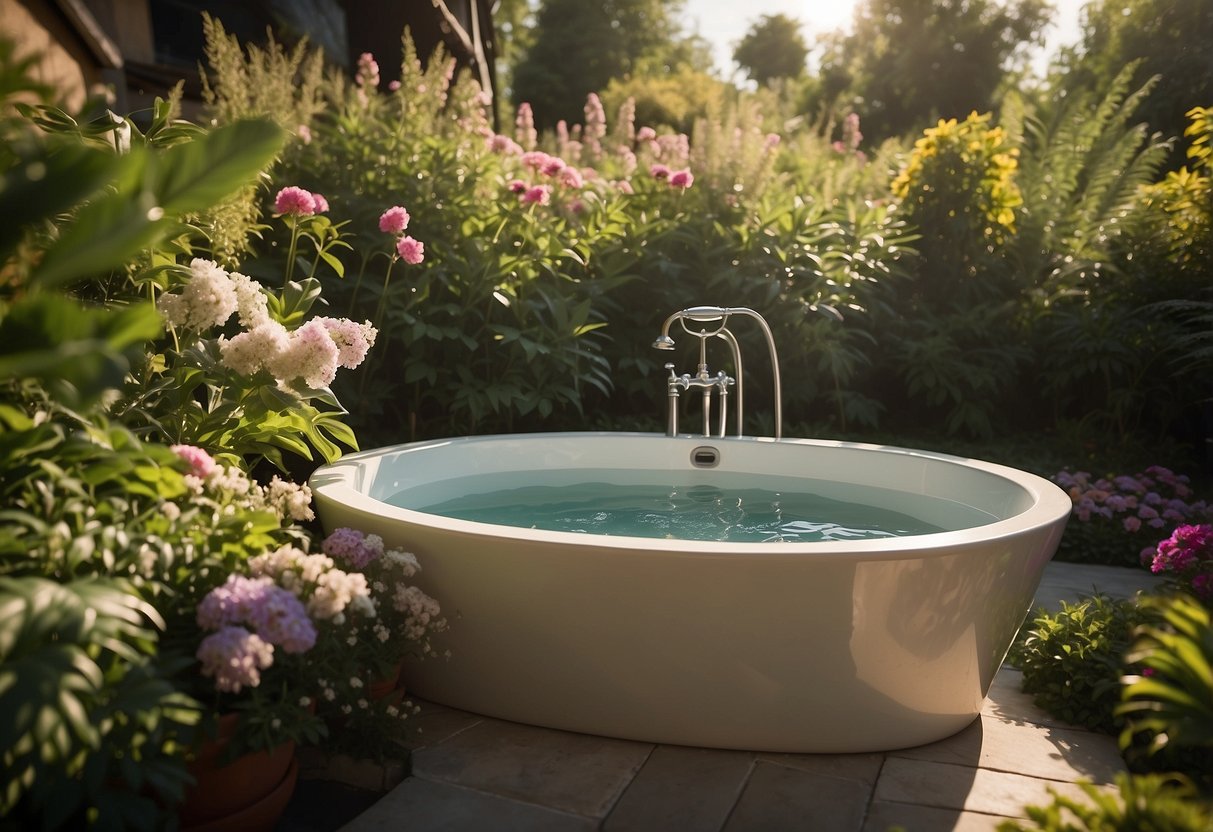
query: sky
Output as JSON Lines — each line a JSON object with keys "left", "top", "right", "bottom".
{"left": 678, "top": 0, "right": 1088, "bottom": 80}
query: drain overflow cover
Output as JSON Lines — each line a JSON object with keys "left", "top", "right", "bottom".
{"left": 690, "top": 446, "right": 720, "bottom": 468}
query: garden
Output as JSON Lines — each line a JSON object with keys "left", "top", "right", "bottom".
{"left": 1, "top": 9, "right": 1212, "bottom": 830}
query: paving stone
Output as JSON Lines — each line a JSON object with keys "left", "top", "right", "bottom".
{"left": 982, "top": 668, "right": 1075, "bottom": 731}
{"left": 862, "top": 801, "right": 1017, "bottom": 832}
{"left": 721, "top": 761, "right": 872, "bottom": 832}
{"left": 1032, "top": 562, "right": 1161, "bottom": 610}
{"left": 891, "top": 713, "right": 1123, "bottom": 785}
{"left": 399, "top": 699, "right": 486, "bottom": 752}
{"left": 341, "top": 777, "right": 596, "bottom": 832}
{"left": 873, "top": 757, "right": 1105, "bottom": 819}
{"left": 603, "top": 745, "right": 754, "bottom": 832}
{"left": 755, "top": 749, "right": 884, "bottom": 785}
{"left": 411, "top": 717, "right": 653, "bottom": 818}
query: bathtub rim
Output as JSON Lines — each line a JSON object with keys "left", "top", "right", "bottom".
{"left": 308, "top": 431, "right": 1072, "bottom": 560}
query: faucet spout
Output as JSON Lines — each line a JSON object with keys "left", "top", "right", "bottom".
{"left": 652, "top": 306, "right": 782, "bottom": 440}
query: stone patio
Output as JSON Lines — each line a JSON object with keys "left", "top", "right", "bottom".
{"left": 337, "top": 562, "right": 1161, "bottom": 831}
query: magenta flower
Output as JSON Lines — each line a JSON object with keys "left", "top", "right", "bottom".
{"left": 312, "top": 193, "right": 330, "bottom": 213}
{"left": 274, "top": 186, "right": 316, "bottom": 217}
{"left": 669, "top": 169, "right": 694, "bottom": 189}
{"left": 540, "top": 156, "right": 567, "bottom": 177}
{"left": 507, "top": 179, "right": 527, "bottom": 193}
{"left": 649, "top": 163, "right": 670, "bottom": 180}
{"left": 397, "top": 235, "right": 425, "bottom": 265}
{"left": 521, "top": 185, "right": 551, "bottom": 206}
{"left": 379, "top": 206, "right": 411, "bottom": 234}
{"left": 171, "top": 444, "right": 216, "bottom": 479}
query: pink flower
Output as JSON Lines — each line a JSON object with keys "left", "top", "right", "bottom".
{"left": 488, "top": 134, "right": 522, "bottom": 155}
{"left": 636, "top": 126, "right": 657, "bottom": 142}
{"left": 1193, "top": 573, "right": 1213, "bottom": 599}
{"left": 1122, "top": 516, "right": 1141, "bottom": 532}
{"left": 297, "top": 124, "right": 312, "bottom": 144}
{"left": 171, "top": 444, "right": 216, "bottom": 479}
{"left": 379, "top": 206, "right": 411, "bottom": 234}
{"left": 521, "top": 151, "right": 552, "bottom": 170}
{"left": 397, "top": 235, "right": 425, "bottom": 265}
{"left": 541, "top": 156, "right": 567, "bottom": 177}
{"left": 356, "top": 52, "right": 380, "bottom": 89}
{"left": 274, "top": 186, "right": 316, "bottom": 217}
{"left": 197, "top": 626, "right": 274, "bottom": 693}
{"left": 521, "top": 185, "right": 551, "bottom": 206}
{"left": 558, "top": 167, "right": 584, "bottom": 189}
{"left": 649, "top": 164, "right": 670, "bottom": 180}
{"left": 616, "top": 180, "right": 634, "bottom": 195}
{"left": 388, "top": 80, "right": 401, "bottom": 92}
{"left": 312, "top": 193, "right": 329, "bottom": 213}
{"left": 669, "top": 169, "right": 694, "bottom": 189}
{"left": 507, "top": 179, "right": 527, "bottom": 193}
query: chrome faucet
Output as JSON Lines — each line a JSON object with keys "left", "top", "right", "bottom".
{"left": 653, "top": 306, "right": 782, "bottom": 439}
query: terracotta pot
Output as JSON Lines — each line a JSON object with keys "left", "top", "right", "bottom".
{"left": 367, "top": 660, "right": 404, "bottom": 700}
{"left": 179, "top": 713, "right": 297, "bottom": 831}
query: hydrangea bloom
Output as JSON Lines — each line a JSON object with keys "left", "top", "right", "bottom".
{"left": 274, "top": 186, "right": 317, "bottom": 217}
{"left": 379, "top": 206, "right": 411, "bottom": 234}
{"left": 219, "top": 320, "right": 291, "bottom": 377}
{"left": 396, "top": 235, "right": 425, "bottom": 265}
{"left": 158, "top": 258, "right": 239, "bottom": 331}
{"left": 246, "top": 585, "right": 317, "bottom": 653}
{"left": 197, "top": 575, "right": 273, "bottom": 629}
{"left": 269, "top": 319, "right": 341, "bottom": 388}
{"left": 197, "top": 626, "right": 275, "bottom": 693}
{"left": 227, "top": 270, "right": 270, "bottom": 329}
{"left": 322, "top": 527, "right": 382, "bottom": 569}
{"left": 316, "top": 317, "right": 377, "bottom": 369}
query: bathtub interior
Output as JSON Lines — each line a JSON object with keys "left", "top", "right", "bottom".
{"left": 352, "top": 433, "right": 1040, "bottom": 535}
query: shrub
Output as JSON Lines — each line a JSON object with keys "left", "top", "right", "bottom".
{"left": 1118, "top": 595, "right": 1213, "bottom": 788}
{"left": 1009, "top": 594, "right": 1154, "bottom": 733}
{"left": 1052, "top": 468, "right": 1209, "bottom": 567}
{"left": 997, "top": 773, "right": 1213, "bottom": 831}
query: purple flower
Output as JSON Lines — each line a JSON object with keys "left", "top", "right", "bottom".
{"left": 246, "top": 585, "right": 316, "bottom": 653}
{"left": 396, "top": 235, "right": 425, "bottom": 265}
{"left": 379, "top": 206, "right": 411, "bottom": 234}
{"left": 274, "top": 186, "right": 316, "bottom": 217}
{"left": 197, "top": 626, "right": 274, "bottom": 693}
{"left": 197, "top": 575, "right": 272, "bottom": 629}
{"left": 321, "top": 527, "right": 383, "bottom": 569}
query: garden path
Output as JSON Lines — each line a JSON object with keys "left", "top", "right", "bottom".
{"left": 312, "top": 562, "right": 1162, "bottom": 832}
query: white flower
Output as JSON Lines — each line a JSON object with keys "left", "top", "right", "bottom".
{"left": 158, "top": 258, "right": 239, "bottom": 331}
{"left": 268, "top": 319, "right": 340, "bottom": 388}
{"left": 219, "top": 321, "right": 290, "bottom": 377}
{"left": 228, "top": 270, "right": 271, "bottom": 329}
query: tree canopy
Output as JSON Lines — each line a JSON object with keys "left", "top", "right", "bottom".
{"left": 817, "top": 0, "right": 1050, "bottom": 142}
{"left": 511, "top": 0, "right": 694, "bottom": 129}
{"left": 733, "top": 14, "right": 809, "bottom": 86}
{"left": 1058, "top": 0, "right": 1213, "bottom": 169}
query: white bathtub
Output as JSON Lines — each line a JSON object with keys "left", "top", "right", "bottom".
{"left": 309, "top": 432, "right": 1070, "bottom": 752}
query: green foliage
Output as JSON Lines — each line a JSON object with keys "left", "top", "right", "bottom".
{"left": 733, "top": 14, "right": 809, "bottom": 86}
{"left": 818, "top": 0, "right": 1051, "bottom": 142}
{"left": 997, "top": 772, "right": 1213, "bottom": 831}
{"left": 1009, "top": 594, "right": 1155, "bottom": 733}
{"left": 1060, "top": 0, "right": 1213, "bottom": 171}
{"left": 0, "top": 576, "right": 200, "bottom": 828}
{"left": 511, "top": 0, "right": 697, "bottom": 128}
{"left": 1118, "top": 595, "right": 1213, "bottom": 786}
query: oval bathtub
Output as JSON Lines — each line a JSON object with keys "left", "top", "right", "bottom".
{"left": 309, "top": 432, "right": 1070, "bottom": 753}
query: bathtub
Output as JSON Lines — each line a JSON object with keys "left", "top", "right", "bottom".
{"left": 309, "top": 432, "right": 1070, "bottom": 753}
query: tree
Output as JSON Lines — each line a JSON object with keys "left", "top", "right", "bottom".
{"left": 1059, "top": 0, "right": 1213, "bottom": 169}
{"left": 733, "top": 14, "right": 809, "bottom": 86}
{"left": 511, "top": 0, "right": 689, "bottom": 129}
{"left": 817, "top": 0, "right": 1050, "bottom": 142}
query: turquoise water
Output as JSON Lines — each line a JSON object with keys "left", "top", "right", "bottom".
{"left": 385, "top": 470, "right": 995, "bottom": 543}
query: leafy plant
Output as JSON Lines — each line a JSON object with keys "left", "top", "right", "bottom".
{"left": 1009, "top": 594, "right": 1155, "bottom": 733}
{"left": 997, "top": 772, "right": 1213, "bottom": 831}
{"left": 1118, "top": 595, "right": 1213, "bottom": 787}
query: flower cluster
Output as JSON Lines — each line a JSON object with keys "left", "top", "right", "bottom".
{"left": 274, "top": 185, "right": 329, "bottom": 217}
{"left": 196, "top": 575, "right": 316, "bottom": 692}
{"left": 378, "top": 205, "right": 425, "bottom": 265}
{"left": 321, "top": 527, "right": 447, "bottom": 662}
{"left": 171, "top": 444, "right": 314, "bottom": 523}
{"left": 158, "top": 257, "right": 376, "bottom": 389}
{"left": 1054, "top": 467, "right": 1208, "bottom": 533}
{"left": 1144, "top": 524, "right": 1213, "bottom": 601}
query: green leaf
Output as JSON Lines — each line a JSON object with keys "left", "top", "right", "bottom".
{"left": 150, "top": 119, "right": 285, "bottom": 215}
